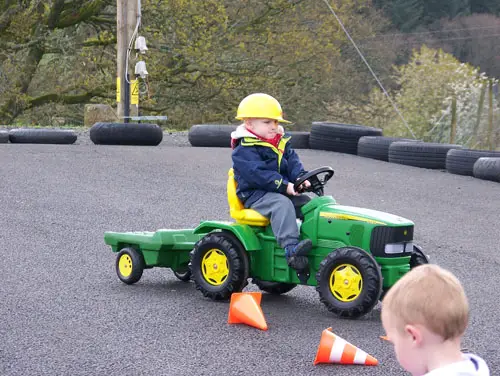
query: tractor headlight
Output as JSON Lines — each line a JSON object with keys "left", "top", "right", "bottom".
{"left": 384, "top": 242, "right": 413, "bottom": 254}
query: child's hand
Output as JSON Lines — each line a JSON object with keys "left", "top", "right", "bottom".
{"left": 286, "top": 182, "right": 298, "bottom": 196}
{"left": 297, "top": 180, "right": 311, "bottom": 192}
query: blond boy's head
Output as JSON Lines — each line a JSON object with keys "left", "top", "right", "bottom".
{"left": 383, "top": 264, "right": 469, "bottom": 339}
{"left": 381, "top": 264, "right": 469, "bottom": 375}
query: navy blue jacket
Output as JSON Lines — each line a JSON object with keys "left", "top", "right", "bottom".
{"left": 231, "top": 128, "right": 307, "bottom": 208}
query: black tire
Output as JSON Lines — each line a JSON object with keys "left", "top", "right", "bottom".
{"left": 116, "top": 247, "right": 145, "bottom": 284}
{"left": 389, "top": 141, "right": 462, "bottom": 169}
{"left": 381, "top": 244, "right": 429, "bottom": 301}
{"left": 8, "top": 128, "right": 77, "bottom": 144}
{"left": 90, "top": 122, "right": 163, "bottom": 146}
{"left": 410, "top": 244, "right": 429, "bottom": 269}
{"left": 288, "top": 131, "right": 310, "bottom": 149}
{"left": 357, "top": 136, "right": 418, "bottom": 161}
{"left": 173, "top": 266, "right": 192, "bottom": 282}
{"left": 190, "top": 232, "right": 248, "bottom": 300}
{"left": 188, "top": 124, "right": 237, "bottom": 147}
{"left": 316, "top": 247, "right": 382, "bottom": 319}
{"left": 473, "top": 157, "right": 500, "bottom": 182}
{"left": 0, "top": 130, "right": 8, "bottom": 143}
{"left": 309, "top": 122, "right": 383, "bottom": 154}
{"left": 252, "top": 278, "right": 297, "bottom": 295}
{"left": 446, "top": 149, "right": 500, "bottom": 176}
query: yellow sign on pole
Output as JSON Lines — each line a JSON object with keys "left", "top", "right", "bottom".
{"left": 130, "top": 79, "right": 139, "bottom": 105}
{"left": 116, "top": 77, "right": 121, "bottom": 103}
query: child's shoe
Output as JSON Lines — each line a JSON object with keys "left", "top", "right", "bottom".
{"left": 285, "top": 239, "right": 312, "bottom": 271}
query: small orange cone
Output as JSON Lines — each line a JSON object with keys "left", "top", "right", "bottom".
{"left": 227, "top": 292, "right": 268, "bottom": 331}
{"left": 314, "top": 327, "right": 378, "bottom": 366}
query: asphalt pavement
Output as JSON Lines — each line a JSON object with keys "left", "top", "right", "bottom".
{"left": 0, "top": 135, "right": 499, "bottom": 375}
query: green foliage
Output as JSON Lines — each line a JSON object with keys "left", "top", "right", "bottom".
{"left": 373, "top": 0, "right": 499, "bottom": 31}
{"left": 0, "top": 0, "right": 392, "bottom": 127}
{"left": 347, "top": 45, "right": 498, "bottom": 148}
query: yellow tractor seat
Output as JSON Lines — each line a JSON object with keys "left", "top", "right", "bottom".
{"left": 227, "top": 168, "right": 270, "bottom": 226}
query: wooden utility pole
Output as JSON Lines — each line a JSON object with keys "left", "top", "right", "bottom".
{"left": 117, "top": 0, "right": 139, "bottom": 122}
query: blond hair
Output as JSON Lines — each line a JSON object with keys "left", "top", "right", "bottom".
{"left": 382, "top": 264, "right": 469, "bottom": 340}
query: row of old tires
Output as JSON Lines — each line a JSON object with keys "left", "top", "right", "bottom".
{"left": 0, "top": 123, "right": 164, "bottom": 146}
{"left": 0, "top": 129, "right": 78, "bottom": 144}
{"left": 188, "top": 122, "right": 500, "bottom": 183}
{"left": 358, "top": 136, "right": 500, "bottom": 182}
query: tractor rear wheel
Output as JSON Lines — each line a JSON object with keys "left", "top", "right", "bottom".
{"left": 116, "top": 248, "right": 145, "bottom": 284}
{"left": 252, "top": 279, "right": 297, "bottom": 295}
{"left": 190, "top": 232, "right": 248, "bottom": 300}
{"left": 316, "top": 247, "right": 382, "bottom": 319}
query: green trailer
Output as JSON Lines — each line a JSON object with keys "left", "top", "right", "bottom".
{"left": 104, "top": 167, "right": 429, "bottom": 319}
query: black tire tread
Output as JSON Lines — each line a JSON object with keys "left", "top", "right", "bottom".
{"left": 473, "top": 157, "right": 500, "bottom": 182}
{"left": 9, "top": 128, "right": 77, "bottom": 144}
{"left": 90, "top": 122, "right": 163, "bottom": 146}
{"left": 188, "top": 124, "right": 237, "bottom": 147}
{"left": 252, "top": 278, "right": 297, "bottom": 295}
{"left": 309, "top": 122, "right": 383, "bottom": 154}
{"left": 389, "top": 142, "right": 462, "bottom": 169}
{"left": 446, "top": 149, "right": 500, "bottom": 176}
{"left": 190, "top": 233, "right": 247, "bottom": 300}
{"left": 0, "top": 130, "right": 8, "bottom": 143}
{"left": 315, "top": 247, "right": 382, "bottom": 319}
{"left": 115, "top": 247, "right": 145, "bottom": 285}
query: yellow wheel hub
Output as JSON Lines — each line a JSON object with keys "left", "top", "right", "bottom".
{"left": 201, "top": 249, "right": 229, "bottom": 286}
{"left": 118, "top": 254, "right": 133, "bottom": 278}
{"left": 329, "top": 264, "right": 363, "bottom": 302}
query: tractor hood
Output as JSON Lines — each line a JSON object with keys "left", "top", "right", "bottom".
{"left": 318, "top": 204, "right": 414, "bottom": 227}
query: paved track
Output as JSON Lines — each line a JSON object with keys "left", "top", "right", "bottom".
{"left": 0, "top": 138, "right": 499, "bottom": 375}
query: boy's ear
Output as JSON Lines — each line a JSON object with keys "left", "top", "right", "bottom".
{"left": 244, "top": 119, "right": 253, "bottom": 128}
{"left": 405, "top": 324, "right": 423, "bottom": 346}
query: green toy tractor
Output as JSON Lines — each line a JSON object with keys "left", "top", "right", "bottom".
{"left": 104, "top": 166, "right": 428, "bottom": 319}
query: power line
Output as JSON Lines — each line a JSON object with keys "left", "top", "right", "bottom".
{"left": 321, "top": 0, "right": 417, "bottom": 139}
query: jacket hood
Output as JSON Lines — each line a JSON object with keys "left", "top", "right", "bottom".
{"left": 231, "top": 124, "right": 285, "bottom": 140}
{"left": 425, "top": 353, "right": 490, "bottom": 376}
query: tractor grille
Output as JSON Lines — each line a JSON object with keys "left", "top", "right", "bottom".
{"left": 370, "top": 226, "right": 413, "bottom": 257}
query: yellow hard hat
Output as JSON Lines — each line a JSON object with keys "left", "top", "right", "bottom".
{"left": 235, "top": 93, "right": 291, "bottom": 123}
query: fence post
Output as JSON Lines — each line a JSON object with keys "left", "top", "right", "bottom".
{"left": 450, "top": 95, "right": 457, "bottom": 144}
{"left": 474, "top": 81, "right": 486, "bottom": 146}
{"left": 488, "top": 79, "right": 494, "bottom": 150}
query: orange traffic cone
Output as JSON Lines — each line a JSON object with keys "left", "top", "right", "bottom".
{"left": 227, "top": 292, "right": 268, "bottom": 331}
{"left": 314, "top": 327, "right": 378, "bottom": 366}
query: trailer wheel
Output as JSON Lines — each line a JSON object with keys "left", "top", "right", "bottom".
{"left": 190, "top": 232, "right": 248, "bottom": 300}
{"left": 316, "top": 247, "right": 382, "bottom": 319}
{"left": 116, "top": 248, "right": 145, "bottom": 284}
{"left": 173, "top": 266, "right": 192, "bottom": 282}
{"left": 252, "top": 279, "right": 297, "bottom": 295}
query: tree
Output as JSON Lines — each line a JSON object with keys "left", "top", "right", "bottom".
{"left": 0, "top": 1, "right": 115, "bottom": 124}
{"left": 347, "top": 45, "right": 496, "bottom": 147}
{"left": 0, "top": 0, "right": 392, "bottom": 127}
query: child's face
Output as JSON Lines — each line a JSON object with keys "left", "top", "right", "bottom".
{"left": 381, "top": 310, "right": 426, "bottom": 376}
{"left": 245, "top": 118, "right": 279, "bottom": 139}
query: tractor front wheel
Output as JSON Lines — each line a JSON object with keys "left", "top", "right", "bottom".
{"left": 116, "top": 247, "right": 145, "bottom": 284}
{"left": 316, "top": 247, "right": 382, "bottom": 319}
{"left": 190, "top": 232, "right": 248, "bottom": 301}
{"left": 410, "top": 244, "right": 429, "bottom": 269}
{"left": 252, "top": 279, "right": 297, "bottom": 295}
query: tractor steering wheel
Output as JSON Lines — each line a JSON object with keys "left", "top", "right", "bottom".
{"left": 294, "top": 166, "right": 334, "bottom": 197}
